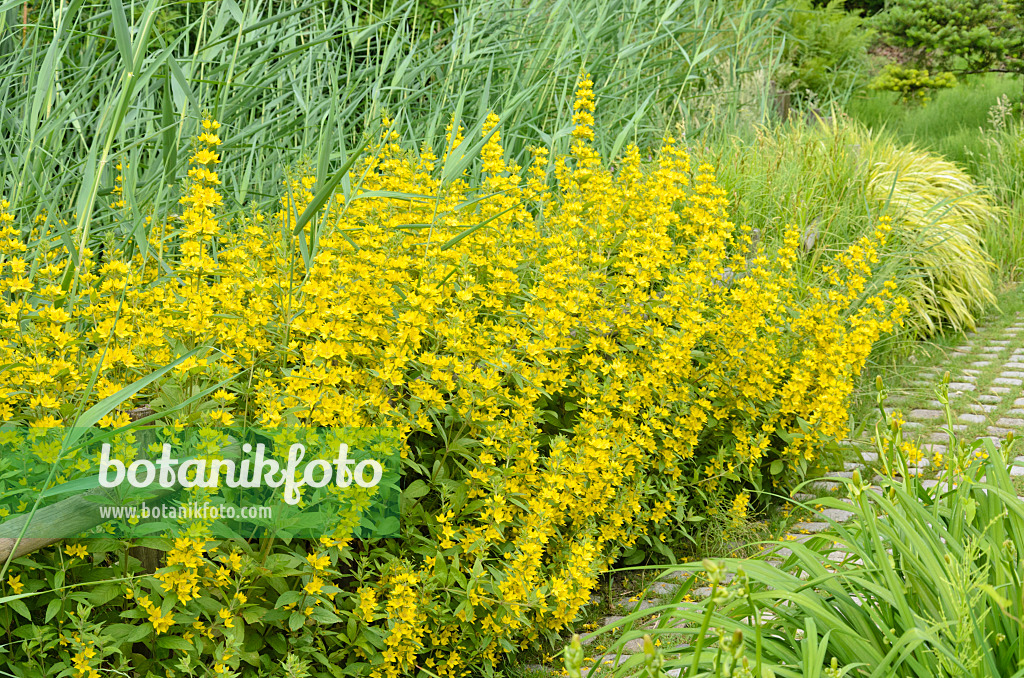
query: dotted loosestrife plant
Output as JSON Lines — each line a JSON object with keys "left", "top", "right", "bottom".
{"left": 0, "top": 73, "right": 906, "bottom": 677}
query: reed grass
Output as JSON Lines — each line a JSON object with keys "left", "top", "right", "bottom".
{"left": 1, "top": 0, "right": 789, "bottom": 283}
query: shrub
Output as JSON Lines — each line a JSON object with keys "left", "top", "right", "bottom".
{"left": 0, "top": 73, "right": 906, "bottom": 677}
{"left": 776, "top": 0, "right": 874, "bottom": 108}
{"left": 868, "top": 63, "right": 958, "bottom": 104}
{"left": 871, "top": 0, "right": 1024, "bottom": 83}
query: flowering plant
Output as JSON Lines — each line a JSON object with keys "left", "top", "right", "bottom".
{"left": 0, "top": 71, "right": 905, "bottom": 676}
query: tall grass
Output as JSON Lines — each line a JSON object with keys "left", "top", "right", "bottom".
{"left": 846, "top": 74, "right": 1020, "bottom": 167}
{"left": 693, "top": 118, "right": 1000, "bottom": 348}
{"left": 1, "top": 0, "right": 789, "bottom": 288}
{"left": 846, "top": 75, "right": 1023, "bottom": 282}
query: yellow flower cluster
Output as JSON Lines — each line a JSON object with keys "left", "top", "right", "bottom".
{"left": 0, "top": 73, "right": 906, "bottom": 675}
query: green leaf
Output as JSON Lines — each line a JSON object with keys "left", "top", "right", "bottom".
{"left": 402, "top": 480, "right": 430, "bottom": 501}
{"left": 157, "top": 636, "right": 195, "bottom": 652}
{"left": 308, "top": 606, "right": 343, "bottom": 624}
{"left": 104, "top": 623, "right": 153, "bottom": 645}
{"left": 44, "top": 598, "right": 62, "bottom": 623}
{"left": 293, "top": 136, "right": 372, "bottom": 236}
{"left": 289, "top": 610, "right": 307, "bottom": 632}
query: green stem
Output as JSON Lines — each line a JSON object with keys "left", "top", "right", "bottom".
{"left": 687, "top": 581, "right": 718, "bottom": 678}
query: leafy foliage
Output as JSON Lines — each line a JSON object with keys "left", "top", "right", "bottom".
{"left": 868, "top": 63, "right": 958, "bottom": 104}
{"left": 776, "top": 0, "right": 874, "bottom": 107}
{"left": 0, "top": 74, "right": 907, "bottom": 676}
{"left": 703, "top": 118, "right": 999, "bottom": 338}
{"left": 870, "top": 0, "right": 1024, "bottom": 99}
{"left": 577, "top": 376, "right": 1024, "bottom": 678}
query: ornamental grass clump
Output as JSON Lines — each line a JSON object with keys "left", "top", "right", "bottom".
{"left": 705, "top": 118, "right": 999, "bottom": 338}
{"left": 864, "top": 135, "right": 1000, "bottom": 335}
{"left": 0, "top": 73, "right": 906, "bottom": 677}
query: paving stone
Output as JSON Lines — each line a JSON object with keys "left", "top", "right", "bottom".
{"left": 1014, "top": 398, "right": 1024, "bottom": 407}
{"left": 984, "top": 346, "right": 1007, "bottom": 352}
{"left": 959, "top": 413, "right": 988, "bottom": 424}
{"left": 820, "top": 508, "right": 854, "bottom": 522}
{"left": 962, "top": 369, "right": 982, "bottom": 375}
{"left": 988, "top": 427, "right": 1015, "bottom": 437}
{"left": 978, "top": 394, "right": 1003, "bottom": 403}
{"left": 829, "top": 471, "right": 855, "bottom": 478}
{"left": 909, "top": 409, "right": 944, "bottom": 420}
{"left": 617, "top": 638, "right": 647, "bottom": 653}
{"left": 1008, "top": 409, "right": 1024, "bottom": 416}
{"left": 971, "top": 361, "right": 993, "bottom": 367}
{"left": 861, "top": 452, "right": 879, "bottom": 463}
{"left": 922, "top": 443, "right": 947, "bottom": 454}
{"left": 979, "top": 354, "right": 1001, "bottom": 360}
{"left": 791, "top": 492, "right": 815, "bottom": 503}
{"left": 615, "top": 598, "right": 659, "bottom": 612}
{"left": 593, "top": 655, "right": 634, "bottom": 668}
{"left": 948, "top": 382, "right": 977, "bottom": 391}
{"left": 999, "top": 371, "right": 1024, "bottom": 378}
{"left": 993, "top": 377, "right": 1024, "bottom": 386}
{"left": 996, "top": 418, "right": 1024, "bottom": 428}
{"left": 989, "top": 340, "right": 1012, "bottom": 345}
{"left": 954, "top": 345, "right": 973, "bottom": 351}
{"left": 647, "top": 581, "right": 679, "bottom": 596}
{"left": 990, "top": 387, "right": 1013, "bottom": 394}
{"left": 1012, "top": 458, "right": 1024, "bottom": 477}
{"left": 952, "top": 424, "right": 968, "bottom": 431}
{"left": 809, "top": 480, "right": 840, "bottom": 492}
{"left": 792, "top": 521, "right": 831, "bottom": 533}
{"left": 927, "top": 432, "right": 950, "bottom": 443}
{"left": 1005, "top": 363, "right": 1024, "bottom": 370}
{"left": 843, "top": 462, "right": 865, "bottom": 471}
{"left": 969, "top": 403, "right": 998, "bottom": 413}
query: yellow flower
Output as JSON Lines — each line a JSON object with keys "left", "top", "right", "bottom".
{"left": 191, "top": 148, "right": 220, "bottom": 165}
{"left": 7, "top": 575, "right": 24, "bottom": 594}
{"left": 149, "top": 607, "right": 175, "bottom": 635}
{"left": 64, "top": 543, "right": 88, "bottom": 559}
{"left": 304, "top": 576, "right": 324, "bottom": 596}
{"left": 306, "top": 552, "right": 330, "bottom": 571}
{"left": 218, "top": 607, "right": 234, "bottom": 628}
